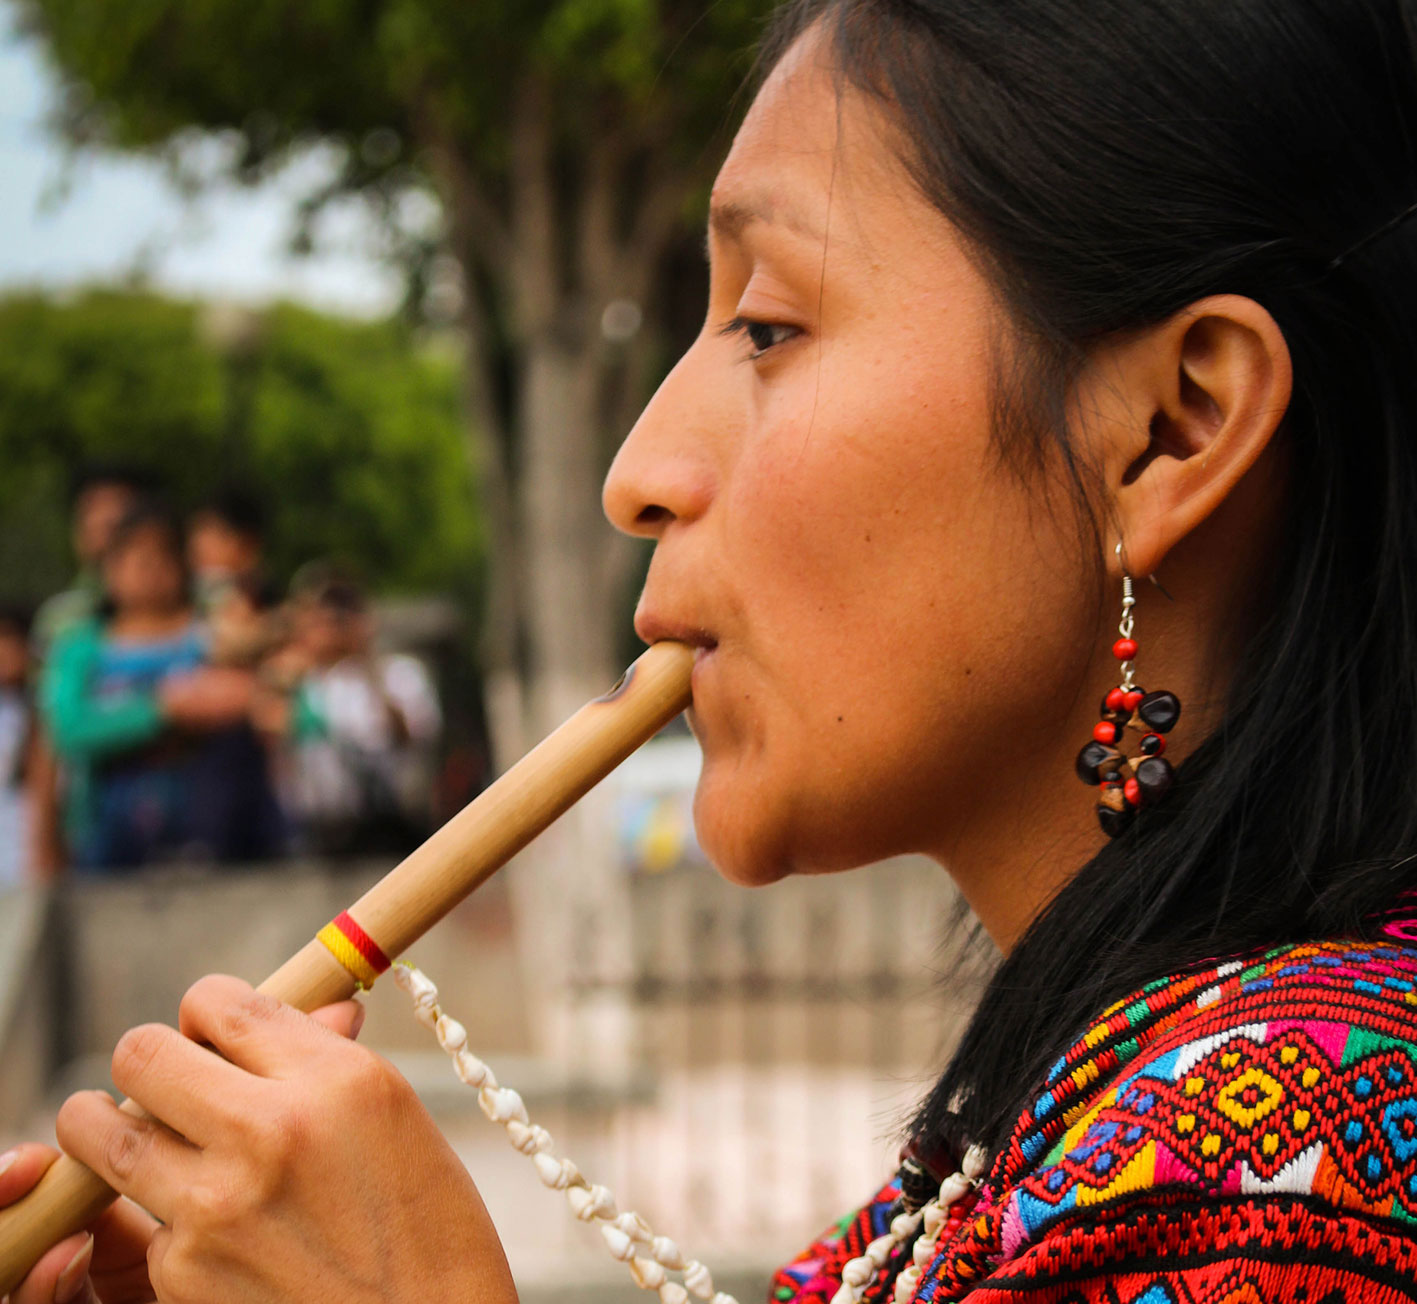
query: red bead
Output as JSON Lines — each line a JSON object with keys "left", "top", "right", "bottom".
{"left": 1093, "top": 720, "right": 1120, "bottom": 745}
{"left": 1124, "top": 777, "right": 1142, "bottom": 806}
{"left": 1140, "top": 733, "right": 1166, "bottom": 757}
{"left": 1113, "top": 638, "right": 1138, "bottom": 660}
{"left": 1122, "top": 689, "right": 1145, "bottom": 712}
{"left": 1105, "top": 687, "right": 1127, "bottom": 712}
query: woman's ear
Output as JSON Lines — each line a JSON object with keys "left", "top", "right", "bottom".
{"left": 1082, "top": 294, "right": 1292, "bottom": 579}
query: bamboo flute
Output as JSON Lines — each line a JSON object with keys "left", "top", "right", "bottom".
{"left": 0, "top": 640, "right": 696, "bottom": 1297}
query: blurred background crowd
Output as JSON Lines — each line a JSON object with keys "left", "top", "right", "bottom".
{"left": 3, "top": 465, "right": 446, "bottom": 884}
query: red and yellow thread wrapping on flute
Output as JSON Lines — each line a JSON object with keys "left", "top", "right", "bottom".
{"left": 316, "top": 911, "right": 391, "bottom": 990}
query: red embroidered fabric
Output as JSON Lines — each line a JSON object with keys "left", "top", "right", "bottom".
{"left": 771, "top": 929, "right": 1417, "bottom": 1303}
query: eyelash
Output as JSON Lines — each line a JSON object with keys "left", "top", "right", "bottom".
{"left": 718, "top": 316, "right": 800, "bottom": 358}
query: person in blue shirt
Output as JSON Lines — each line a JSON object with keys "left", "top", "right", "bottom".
{"left": 41, "top": 499, "right": 260, "bottom": 871}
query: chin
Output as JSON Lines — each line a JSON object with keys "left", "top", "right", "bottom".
{"left": 691, "top": 759, "right": 876, "bottom": 886}
{"left": 691, "top": 767, "right": 795, "bottom": 887}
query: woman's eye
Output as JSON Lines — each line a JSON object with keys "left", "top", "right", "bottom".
{"left": 719, "top": 316, "right": 800, "bottom": 358}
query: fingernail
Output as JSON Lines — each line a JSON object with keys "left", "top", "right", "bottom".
{"left": 350, "top": 1003, "right": 367, "bottom": 1037}
{"left": 54, "top": 1234, "right": 93, "bottom": 1304}
{"left": 0, "top": 1149, "right": 18, "bottom": 1178}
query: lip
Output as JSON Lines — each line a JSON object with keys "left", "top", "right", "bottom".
{"left": 635, "top": 612, "right": 717, "bottom": 708}
{"left": 634, "top": 610, "right": 717, "bottom": 653}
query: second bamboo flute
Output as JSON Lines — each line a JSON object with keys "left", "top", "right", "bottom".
{"left": 0, "top": 639, "right": 696, "bottom": 1298}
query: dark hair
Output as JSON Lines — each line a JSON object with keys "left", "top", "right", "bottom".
{"left": 68, "top": 461, "right": 153, "bottom": 508}
{"left": 194, "top": 485, "right": 267, "bottom": 542}
{"left": 760, "top": 0, "right": 1417, "bottom": 1159}
{"left": 100, "top": 497, "right": 191, "bottom": 617}
{"left": 0, "top": 605, "right": 32, "bottom": 642}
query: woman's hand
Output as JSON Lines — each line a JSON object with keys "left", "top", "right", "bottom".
{"left": 54, "top": 978, "right": 516, "bottom": 1304}
{"left": 1, "top": 1143, "right": 159, "bottom": 1304}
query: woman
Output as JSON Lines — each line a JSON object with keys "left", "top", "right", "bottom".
{"left": 8, "top": 0, "right": 1417, "bottom": 1297}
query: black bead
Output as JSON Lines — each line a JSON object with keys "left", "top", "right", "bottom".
{"left": 1076, "top": 741, "right": 1122, "bottom": 786}
{"left": 1097, "top": 802, "right": 1136, "bottom": 838}
{"left": 897, "top": 1158, "right": 938, "bottom": 1212}
{"left": 1135, "top": 756, "right": 1175, "bottom": 802}
{"left": 1139, "top": 733, "right": 1164, "bottom": 757}
{"left": 1137, "top": 690, "right": 1181, "bottom": 733}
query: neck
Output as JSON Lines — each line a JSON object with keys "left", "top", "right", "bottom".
{"left": 930, "top": 498, "right": 1276, "bottom": 955}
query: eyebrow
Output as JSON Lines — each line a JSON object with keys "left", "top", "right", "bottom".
{"left": 706, "top": 193, "right": 824, "bottom": 249}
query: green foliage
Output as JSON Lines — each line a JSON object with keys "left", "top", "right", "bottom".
{"left": 16, "top": 0, "right": 769, "bottom": 187}
{"left": 0, "top": 289, "right": 480, "bottom": 608}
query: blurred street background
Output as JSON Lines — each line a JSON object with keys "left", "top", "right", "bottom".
{"left": 0, "top": 2, "right": 981, "bottom": 1296}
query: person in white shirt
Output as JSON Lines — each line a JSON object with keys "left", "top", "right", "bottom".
{"left": 277, "top": 577, "right": 441, "bottom": 857}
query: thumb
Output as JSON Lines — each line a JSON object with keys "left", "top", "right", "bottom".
{"left": 309, "top": 998, "right": 366, "bottom": 1041}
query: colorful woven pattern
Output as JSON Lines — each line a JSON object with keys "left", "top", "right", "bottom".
{"left": 316, "top": 910, "right": 391, "bottom": 990}
{"left": 771, "top": 926, "right": 1417, "bottom": 1304}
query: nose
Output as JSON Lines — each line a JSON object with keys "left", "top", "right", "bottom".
{"left": 603, "top": 347, "right": 718, "bottom": 540}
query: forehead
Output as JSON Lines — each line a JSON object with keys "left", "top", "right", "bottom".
{"left": 711, "top": 27, "right": 918, "bottom": 244}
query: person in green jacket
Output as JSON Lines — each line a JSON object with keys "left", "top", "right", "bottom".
{"left": 42, "top": 500, "right": 258, "bottom": 871}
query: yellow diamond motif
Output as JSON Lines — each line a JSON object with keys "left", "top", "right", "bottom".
{"left": 1215, "top": 1066, "right": 1284, "bottom": 1131}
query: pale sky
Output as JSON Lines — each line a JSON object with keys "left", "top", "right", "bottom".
{"left": 0, "top": 9, "right": 404, "bottom": 317}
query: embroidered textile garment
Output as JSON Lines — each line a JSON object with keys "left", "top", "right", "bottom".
{"left": 771, "top": 929, "right": 1417, "bottom": 1303}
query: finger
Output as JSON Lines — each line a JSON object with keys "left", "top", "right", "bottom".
{"left": 88, "top": 1195, "right": 160, "bottom": 1273}
{"left": 109, "top": 1021, "right": 259, "bottom": 1148}
{"left": 0, "top": 1143, "right": 60, "bottom": 1205}
{"left": 56, "top": 1091, "right": 199, "bottom": 1224}
{"left": 145, "top": 1225, "right": 174, "bottom": 1304}
{"left": 309, "top": 998, "right": 366, "bottom": 1041}
{"left": 8, "top": 1231, "right": 90, "bottom": 1304}
{"left": 178, "top": 974, "right": 357, "bottom": 1078}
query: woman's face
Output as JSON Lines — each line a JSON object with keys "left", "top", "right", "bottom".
{"left": 604, "top": 32, "right": 1098, "bottom": 885}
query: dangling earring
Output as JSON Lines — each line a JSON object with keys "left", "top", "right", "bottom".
{"left": 1074, "top": 544, "right": 1181, "bottom": 838}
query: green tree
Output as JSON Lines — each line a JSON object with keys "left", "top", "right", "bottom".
{"left": 0, "top": 289, "right": 478, "bottom": 605}
{"left": 14, "top": 0, "right": 766, "bottom": 760}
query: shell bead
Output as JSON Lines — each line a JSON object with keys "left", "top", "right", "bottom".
{"left": 683, "top": 1262, "right": 714, "bottom": 1298}
{"left": 1138, "top": 690, "right": 1181, "bottom": 733}
{"left": 397, "top": 962, "right": 744, "bottom": 1304}
{"left": 631, "top": 1258, "right": 668, "bottom": 1290}
{"left": 841, "top": 1257, "right": 875, "bottom": 1288}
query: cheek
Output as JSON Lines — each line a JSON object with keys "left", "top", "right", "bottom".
{"left": 690, "top": 360, "right": 1009, "bottom": 870}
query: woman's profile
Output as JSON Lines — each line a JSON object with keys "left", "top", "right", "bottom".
{"left": 8, "top": 0, "right": 1417, "bottom": 1299}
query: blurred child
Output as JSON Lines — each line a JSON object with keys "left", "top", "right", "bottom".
{"left": 0, "top": 607, "right": 34, "bottom": 889}
{"left": 268, "top": 573, "right": 440, "bottom": 857}
{"left": 188, "top": 487, "right": 289, "bottom": 668}
{"left": 41, "top": 499, "right": 276, "bottom": 871}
